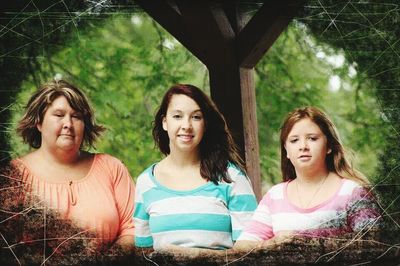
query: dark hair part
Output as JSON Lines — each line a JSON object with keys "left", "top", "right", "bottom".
{"left": 152, "top": 84, "right": 245, "bottom": 184}
{"left": 280, "top": 106, "right": 368, "bottom": 185}
{"left": 17, "top": 79, "right": 105, "bottom": 149}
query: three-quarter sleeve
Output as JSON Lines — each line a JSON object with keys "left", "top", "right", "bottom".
{"left": 346, "top": 186, "right": 382, "bottom": 232}
{"left": 113, "top": 160, "right": 136, "bottom": 240}
{"left": 133, "top": 172, "right": 154, "bottom": 247}
{"left": 227, "top": 165, "right": 258, "bottom": 241}
{"left": 237, "top": 193, "right": 275, "bottom": 241}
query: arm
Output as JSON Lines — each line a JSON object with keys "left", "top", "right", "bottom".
{"left": 112, "top": 160, "right": 136, "bottom": 249}
{"left": 226, "top": 166, "right": 258, "bottom": 242}
{"left": 347, "top": 186, "right": 382, "bottom": 232}
{"left": 233, "top": 193, "right": 275, "bottom": 249}
{"left": 133, "top": 174, "right": 154, "bottom": 248}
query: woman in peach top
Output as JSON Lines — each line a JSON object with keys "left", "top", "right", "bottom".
{"left": 13, "top": 79, "right": 135, "bottom": 249}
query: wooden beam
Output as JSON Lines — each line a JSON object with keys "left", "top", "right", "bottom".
{"left": 237, "top": 0, "right": 305, "bottom": 68}
{"left": 175, "top": 0, "right": 234, "bottom": 66}
{"left": 135, "top": 0, "right": 208, "bottom": 65}
{"left": 136, "top": 0, "right": 305, "bottom": 201}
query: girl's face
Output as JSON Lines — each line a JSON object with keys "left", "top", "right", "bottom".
{"left": 285, "top": 118, "right": 331, "bottom": 173}
{"left": 37, "top": 95, "right": 84, "bottom": 153}
{"left": 162, "top": 94, "right": 205, "bottom": 154}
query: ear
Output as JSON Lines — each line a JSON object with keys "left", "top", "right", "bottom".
{"left": 327, "top": 148, "right": 332, "bottom": 154}
{"left": 162, "top": 116, "right": 167, "bottom": 131}
{"left": 37, "top": 123, "right": 42, "bottom": 132}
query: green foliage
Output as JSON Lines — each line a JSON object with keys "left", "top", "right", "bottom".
{"left": 255, "top": 22, "right": 389, "bottom": 189}
{"left": 302, "top": 0, "right": 400, "bottom": 214}
{"left": 7, "top": 5, "right": 392, "bottom": 198}
{"left": 8, "top": 13, "right": 207, "bottom": 178}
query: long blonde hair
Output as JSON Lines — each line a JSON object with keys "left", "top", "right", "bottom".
{"left": 280, "top": 106, "right": 369, "bottom": 186}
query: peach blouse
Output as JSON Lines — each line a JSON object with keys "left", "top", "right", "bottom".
{"left": 14, "top": 153, "right": 135, "bottom": 246}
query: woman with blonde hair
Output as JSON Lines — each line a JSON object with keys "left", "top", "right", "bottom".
{"left": 236, "top": 106, "right": 381, "bottom": 247}
{"left": 14, "top": 79, "right": 135, "bottom": 249}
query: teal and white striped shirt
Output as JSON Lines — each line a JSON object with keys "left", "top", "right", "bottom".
{"left": 134, "top": 162, "right": 257, "bottom": 249}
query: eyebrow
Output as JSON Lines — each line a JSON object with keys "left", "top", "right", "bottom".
{"left": 170, "top": 109, "right": 202, "bottom": 113}
{"left": 51, "top": 108, "right": 81, "bottom": 114}
{"left": 288, "top": 133, "right": 321, "bottom": 138}
{"left": 51, "top": 108, "right": 65, "bottom": 112}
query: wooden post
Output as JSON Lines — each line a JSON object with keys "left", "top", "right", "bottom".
{"left": 136, "top": 0, "right": 305, "bottom": 200}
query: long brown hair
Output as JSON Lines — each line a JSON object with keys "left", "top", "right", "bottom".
{"left": 280, "top": 106, "right": 368, "bottom": 185}
{"left": 152, "top": 84, "right": 245, "bottom": 184}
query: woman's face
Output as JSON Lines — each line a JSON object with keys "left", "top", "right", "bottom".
{"left": 285, "top": 118, "right": 331, "bottom": 173}
{"left": 37, "top": 95, "right": 85, "bottom": 153}
{"left": 162, "top": 94, "right": 205, "bottom": 154}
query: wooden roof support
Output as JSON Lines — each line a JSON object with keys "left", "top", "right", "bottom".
{"left": 136, "top": 0, "right": 305, "bottom": 200}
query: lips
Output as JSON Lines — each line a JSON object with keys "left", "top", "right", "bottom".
{"left": 178, "top": 134, "right": 194, "bottom": 141}
{"left": 298, "top": 155, "right": 312, "bottom": 161}
{"left": 59, "top": 134, "right": 74, "bottom": 137}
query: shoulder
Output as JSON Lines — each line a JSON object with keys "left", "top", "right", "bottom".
{"left": 226, "top": 162, "right": 248, "bottom": 182}
{"left": 10, "top": 157, "right": 30, "bottom": 180}
{"left": 224, "top": 162, "right": 257, "bottom": 198}
{"left": 225, "top": 162, "right": 250, "bottom": 188}
{"left": 91, "top": 154, "right": 134, "bottom": 185}
{"left": 93, "top": 153, "right": 131, "bottom": 174}
{"left": 11, "top": 152, "right": 39, "bottom": 177}
{"left": 137, "top": 163, "right": 156, "bottom": 180}
{"left": 338, "top": 179, "right": 363, "bottom": 196}
{"left": 11, "top": 157, "right": 25, "bottom": 169}
{"left": 94, "top": 153, "right": 124, "bottom": 166}
{"left": 13, "top": 151, "right": 38, "bottom": 167}
{"left": 338, "top": 178, "right": 378, "bottom": 207}
{"left": 262, "top": 182, "right": 287, "bottom": 201}
{"left": 136, "top": 163, "right": 157, "bottom": 192}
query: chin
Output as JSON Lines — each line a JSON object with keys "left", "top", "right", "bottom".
{"left": 58, "top": 144, "right": 79, "bottom": 151}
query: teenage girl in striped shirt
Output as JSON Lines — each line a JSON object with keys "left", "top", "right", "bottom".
{"left": 235, "top": 106, "right": 381, "bottom": 248}
{"left": 134, "top": 84, "right": 257, "bottom": 250}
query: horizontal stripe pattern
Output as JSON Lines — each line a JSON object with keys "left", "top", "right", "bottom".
{"left": 144, "top": 186, "right": 228, "bottom": 208}
{"left": 230, "top": 211, "right": 254, "bottom": 231}
{"left": 135, "top": 236, "right": 153, "bottom": 247}
{"left": 272, "top": 210, "right": 347, "bottom": 231}
{"left": 134, "top": 218, "right": 151, "bottom": 237}
{"left": 229, "top": 194, "right": 258, "bottom": 211}
{"left": 134, "top": 163, "right": 257, "bottom": 249}
{"left": 238, "top": 179, "right": 381, "bottom": 241}
{"left": 153, "top": 230, "right": 233, "bottom": 250}
{"left": 146, "top": 196, "right": 228, "bottom": 216}
{"left": 150, "top": 213, "right": 231, "bottom": 233}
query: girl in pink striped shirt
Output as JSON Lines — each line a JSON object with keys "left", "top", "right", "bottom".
{"left": 235, "top": 107, "right": 381, "bottom": 247}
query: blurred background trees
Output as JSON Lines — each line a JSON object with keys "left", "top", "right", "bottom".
{"left": 1, "top": 1, "right": 398, "bottom": 214}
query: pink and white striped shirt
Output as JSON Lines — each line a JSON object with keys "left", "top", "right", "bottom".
{"left": 238, "top": 179, "right": 381, "bottom": 241}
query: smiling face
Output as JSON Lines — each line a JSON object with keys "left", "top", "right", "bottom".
{"left": 285, "top": 118, "right": 331, "bottom": 174}
{"left": 162, "top": 94, "right": 205, "bottom": 154}
{"left": 37, "top": 95, "right": 85, "bottom": 153}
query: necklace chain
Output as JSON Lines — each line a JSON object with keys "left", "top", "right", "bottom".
{"left": 296, "top": 173, "right": 329, "bottom": 208}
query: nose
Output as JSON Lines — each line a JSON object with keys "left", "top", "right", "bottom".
{"left": 181, "top": 117, "right": 192, "bottom": 130}
{"left": 299, "top": 138, "right": 309, "bottom": 150}
{"left": 62, "top": 115, "right": 73, "bottom": 129}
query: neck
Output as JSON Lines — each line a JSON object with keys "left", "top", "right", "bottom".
{"left": 295, "top": 168, "right": 329, "bottom": 184}
{"left": 167, "top": 149, "right": 201, "bottom": 168}
{"left": 38, "top": 146, "right": 81, "bottom": 165}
